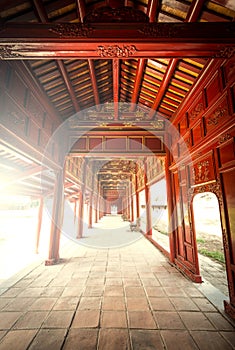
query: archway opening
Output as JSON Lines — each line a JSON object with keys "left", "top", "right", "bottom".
{"left": 192, "top": 192, "right": 228, "bottom": 296}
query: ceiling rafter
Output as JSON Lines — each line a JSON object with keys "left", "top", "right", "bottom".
{"left": 149, "top": 0, "right": 208, "bottom": 119}
{"left": 77, "top": 0, "right": 101, "bottom": 111}
{"left": 32, "top": 0, "right": 80, "bottom": 113}
{"left": 0, "top": 165, "right": 44, "bottom": 190}
{"left": 113, "top": 58, "right": 120, "bottom": 120}
{"left": 130, "top": 0, "right": 159, "bottom": 112}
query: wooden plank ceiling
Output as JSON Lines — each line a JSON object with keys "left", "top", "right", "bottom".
{"left": 0, "top": 0, "right": 234, "bottom": 199}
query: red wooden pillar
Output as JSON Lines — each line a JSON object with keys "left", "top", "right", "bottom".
{"left": 144, "top": 158, "right": 152, "bottom": 236}
{"left": 45, "top": 168, "right": 65, "bottom": 265}
{"left": 77, "top": 159, "right": 87, "bottom": 238}
{"left": 73, "top": 199, "right": 77, "bottom": 223}
{"left": 88, "top": 193, "right": 93, "bottom": 228}
{"left": 130, "top": 180, "right": 134, "bottom": 222}
{"left": 98, "top": 182, "right": 103, "bottom": 220}
{"left": 135, "top": 167, "right": 140, "bottom": 220}
{"left": 77, "top": 190, "right": 83, "bottom": 238}
{"left": 126, "top": 186, "right": 130, "bottom": 220}
{"left": 136, "top": 191, "right": 140, "bottom": 219}
{"left": 165, "top": 144, "right": 176, "bottom": 263}
{"left": 35, "top": 196, "right": 43, "bottom": 254}
{"left": 95, "top": 196, "right": 98, "bottom": 223}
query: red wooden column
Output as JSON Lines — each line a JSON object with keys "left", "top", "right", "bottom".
{"left": 144, "top": 158, "right": 152, "bottom": 236}
{"left": 98, "top": 182, "right": 103, "bottom": 220}
{"left": 94, "top": 195, "right": 98, "bottom": 223}
{"left": 35, "top": 196, "right": 43, "bottom": 254}
{"left": 73, "top": 199, "right": 77, "bottom": 223}
{"left": 88, "top": 193, "right": 93, "bottom": 228}
{"left": 45, "top": 168, "right": 65, "bottom": 265}
{"left": 77, "top": 159, "right": 87, "bottom": 239}
{"left": 88, "top": 162, "right": 96, "bottom": 228}
{"left": 135, "top": 166, "right": 140, "bottom": 220}
{"left": 130, "top": 179, "right": 134, "bottom": 222}
{"left": 165, "top": 145, "right": 176, "bottom": 263}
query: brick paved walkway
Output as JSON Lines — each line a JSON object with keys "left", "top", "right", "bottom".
{"left": 0, "top": 216, "right": 234, "bottom": 350}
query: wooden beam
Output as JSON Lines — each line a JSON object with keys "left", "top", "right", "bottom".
{"left": 130, "top": 0, "right": 160, "bottom": 111}
{"left": 77, "top": 0, "right": 100, "bottom": 110}
{"left": 149, "top": 59, "right": 178, "bottom": 118}
{"left": 76, "top": 0, "right": 86, "bottom": 21}
{"left": 0, "top": 165, "right": 43, "bottom": 189}
{"left": 113, "top": 59, "right": 120, "bottom": 120}
{"left": 130, "top": 58, "right": 146, "bottom": 111}
{"left": 32, "top": 0, "right": 48, "bottom": 22}
{"left": 88, "top": 59, "right": 100, "bottom": 109}
{"left": 185, "top": 0, "right": 207, "bottom": 22}
{"left": 32, "top": 0, "right": 80, "bottom": 113}
{"left": 0, "top": 23, "right": 234, "bottom": 59}
{"left": 147, "top": 0, "right": 160, "bottom": 22}
{"left": 149, "top": 0, "right": 207, "bottom": 118}
{"left": 57, "top": 60, "right": 80, "bottom": 112}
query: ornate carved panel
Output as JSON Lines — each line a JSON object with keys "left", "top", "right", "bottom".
{"left": 192, "top": 153, "right": 216, "bottom": 186}
{"left": 188, "top": 92, "right": 204, "bottom": 126}
{"left": 205, "top": 96, "right": 229, "bottom": 134}
{"left": 97, "top": 45, "right": 136, "bottom": 58}
{"left": 205, "top": 71, "right": 222, "bottom": 107}
{"left": 49, "top": 23, "right": 93, "bottom": 37}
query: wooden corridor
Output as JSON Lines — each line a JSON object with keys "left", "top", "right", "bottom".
{"left": 0, "top": 0, "right": 235, "bottom": 325}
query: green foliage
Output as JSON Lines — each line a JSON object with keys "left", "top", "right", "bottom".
{"left": 196, "top": 238, "right": 205, "bottom": 244}
{"left": 198, "top": 248, "right": 225, "bottom": 263}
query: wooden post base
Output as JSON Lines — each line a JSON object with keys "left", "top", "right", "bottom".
{"left": 224, "top": 300, "right": 235, "bottom": 320}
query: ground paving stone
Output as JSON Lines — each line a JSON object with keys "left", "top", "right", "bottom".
{"left": 0, "top": 218, "right": 234, "bottom": 349}
{"left": 128, "top": 310, "right": 157, "bottom": 329}
{"left": 0, "top": 329, "right": 37, "bottom": 350}
{"left": 14, "top": 311, "right": 48, "bottom": 329}
{"left": 98, "top": 329, "right": 130, "bottom": 350}
{"left": 63, "top": 329, "right": 98, "bottom": 350}
{"left": 102, "top": 296, "right": 125, "bottom": 310}
{"left": 71, "top": 309, "right": 100, "bottom": 328}
{"left": 42, "top": 310, "right": 74, "bottom": 328}
{"left": 0, "top": 311, "right": 22, "bottom": 329}
{"left": 101, "top": 310, "right": 127, "bottom": 328}
{"left": 161, "top": 330, "right": 198, "bottom": 350}
{"left": 126, "top": 297, "right": 150, "bottom": 310}
{"left": 131, "top": 329, "right": 164, "bottom": 350}
{"left": 154, "top": 311, "right": 186, "bottom": 330}
{"left": 28, "top": 329, "right": 67, "bottom": 350}
{"left": 191, "top": 330, "right": 233, "bottom": 350}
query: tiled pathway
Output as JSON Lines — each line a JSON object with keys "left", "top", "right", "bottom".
{"left": 0, "top": 216, "right": 234, "bottom": 350}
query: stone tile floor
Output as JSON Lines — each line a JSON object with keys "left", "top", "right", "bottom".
{"left": 0, "top": 217, "right": 234, "bottom": 350}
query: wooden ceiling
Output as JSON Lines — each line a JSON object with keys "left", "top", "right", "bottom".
{"left": 0, "top": 0, "right": 235, "bottom": 199}
{"left": 0, "top": 0, "right": 234, "bottom": 122}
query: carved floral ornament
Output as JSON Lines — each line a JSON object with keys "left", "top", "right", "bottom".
{"left": 193, "top": 160, "right": 210, "bottom": 183}
{"left": 218, "top": 133, "right": 231, "bottom": 144}
{"left": 49, "top": 23, "right": 93, "bottom": 37}
{"left": 97, "top": 45, "right": 136, "bottom": 58}
{"left": 188, "top": 102, "right": 203, "bottom": 121}
{"left": 208, "top": 106, "right": 228, "bottom": 126}
{"left": 188, "top": 177, "right": 223, "bottom": 207}
{"left": 0, "top": 45, "right": 21, "bottom": 59}
{"left": 214, "top": 46, "right": 235, "bottom": 59}
{"left": 138, "top": 23, "right": 181, "bottom": 38}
